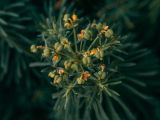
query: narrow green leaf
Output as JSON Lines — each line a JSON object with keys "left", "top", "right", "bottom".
{"left": 0, "top": 11, "right": 19, "bottom": 17}
{"left": 119, "top": 62, "right": 136, "bottom": 67}
{"left": 107, "top": 96, "right": 121, "bottom": 120}
{"left": 4, "top": 2, "right": 25, "bottom": 10}
{"left": 0, "top": 26, "right": 8, "bottom": 37}
{"left": 29, "top": 62, "right": 50, "bottom": 67}
{"left": 123, "top": 83, "right": 153, "bottom": 100}
{"left": 112, "top": 95, "right": 136, "bottom": 120}
{"left": 125, "top": 76, "right": 146, "bottom": 87}
{"left": 110, "top": 53, "right": 125, "bottom": 61}
{"left": 0, "top": 18, "right": 7, "bottom": 25}
{"left": 8, "top": 23, "right": 25, "bottom": 29}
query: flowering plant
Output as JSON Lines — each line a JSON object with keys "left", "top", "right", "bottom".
{"left": 30, "top": 13, "right": 159, "bottom": 120}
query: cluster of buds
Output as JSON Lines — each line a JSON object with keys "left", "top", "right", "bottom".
{"left": 48, "top": 68, "right": 67, "bottom": 84}
{"left": 97, "top": 64, "right": 106, "bottom": 80}
{"left": 63, "top": 14, "right": 78, "bottom": 29}
{"left": 30, "top": 13, "right": 120, "bottom": 87}
{"left": 77, "top": 71, "right": 91, "bottom": 84}
{"left": 42, "top": 47, "right": 50, "bottom": 57}
{"left": 82, "top": 52, "right": 91, "bottom": 66}
{"left": 90, "top": 48, "right": 104, "bottom": 60}
{"left": 30, "top": 45, "right": 50, "bottom": 58}
{"left": 81, "top": 47, "right": 104, "bottom": 65}
{"left": 77, "top": 29, "right": 92, "bottom": 40}
{"left": 54, "top": 37, "right": 71, "bottom": 52}
{"left": 60, "top": 37, "right": 71, "bottom": 48}
{"left": 30, "top": 45, "right": 45, "bottom": 53}
{"left": 91, "top": 22, "right": 114, "bottom": 38}
{"left": 64, "top": 60, "right": 79, "bottom": 71}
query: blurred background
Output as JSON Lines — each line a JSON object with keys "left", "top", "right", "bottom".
{"left": 0, "top": 0, "right": 160, "bottom": 120}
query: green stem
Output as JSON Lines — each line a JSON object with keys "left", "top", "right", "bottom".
{"left": 73, "top": 27, "right": 78, "bottom": 52}
{"left": 80, "top": 64, "right": 84, "bottom": 72}
{"left": 80, "top": 40, "right": 83, "bottom": 51}
{"left": 87, "top": 36, "right": 99, "bottom": 50}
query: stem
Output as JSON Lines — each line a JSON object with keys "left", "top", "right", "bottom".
{"left": 87, "top": 36, "right": 99, "bottom": 50}
{"left": 42, "top": 33, "right": 47, "bottom": 47}
{"left": 80, "top": 40, "right": 83, "bottom": 51}
{"left": 58, "top": 52, "right": 71, "bottom": 58}
{"left": 63, "top": 81, "right": 77, "bottom": 97}
{"left": 73, "top": 26, "right": 78, "bottom": 52}
{"left": 80, "top": 64, "right": 84, "bottom": 72}
{"left": 83, "top": 40, "right": 86, "bottom": 50}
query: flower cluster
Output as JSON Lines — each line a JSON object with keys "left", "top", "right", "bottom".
{"left": 30, "top": 13, "right": 120, "bottom": 89}
{"left": 63, "top": 14, "right": 78, "bottom": 29}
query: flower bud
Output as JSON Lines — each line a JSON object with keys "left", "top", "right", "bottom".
{"left": 48, "top": 71, "right": 56, "bottom": 78}
{"left": 77, "top": 30, "right": 85, "bottom": 40}
{"left": 60, "top": 37, "right": 70, "bottom": 48}
{"left": 103, "top": 25, "right": 109, "bottom": 31}
{"left": 99, "top": 64, "right": 106, "bottom": 71}
{"left": 54, "top": 42, "right": 63, "bottom": 52}
{"left": 84, "top": 30, "right": 92, "bottom": 40}
{"left": 96, "top": 23, "right": 103, "bottom": 31}
{"left": 63, "top": 14, "right": 70, "bottom": 22}
{"left": 54, "top": 76, "right": 62, "bottom": 84}
{"left": 56, "top": 44, "right": 63, "bottom": 52}
{"left": 90, "top": 48, "right": 97, "bottom": 55}
{"left": 64, "top": 60, "right": 72, "bottom": 70}
{"left": 71, "top": 14, "right": 78, "bottom": 22}
{"left": 57, "top": 68, "right": 65, "bottom": 75}
{"left": 30, "top": 45, "right": 37, "bottom": 53}
{"left": 82, "top": 71, "right": 91, "bottom": 81}
{"left": 95, "top": 48, "right": 104, "bottom": 60}
{"left": 77, "top": 72, "right": 90, "bottom": 84}
{"left": 105, "top": 29, "right": 113, "bottom": 38}
{"left": 71, "top": 63, "right": 78, "bottom": 71}
{"left": 82, "top": 56, "right": 91, "bottom": 65}
{"left": 42, "top": 47, "right": 50, "bottom": 57}
{"left": 99, "top": 49, "right": 104, "bottom": 59}
{"left": 54, "top": 42, "right": 60, "bottom": 49}
{"left": 98, "top": 71, "right": 106, "bottom": 80}
{"left": 77, "top": 77, "right": 84, "bottom": 84}
{"left": 52, "top": 53, "right": 59, "bottom": 62}
{"left": 64, "top": 22, "right": 72, "bottom": 29}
